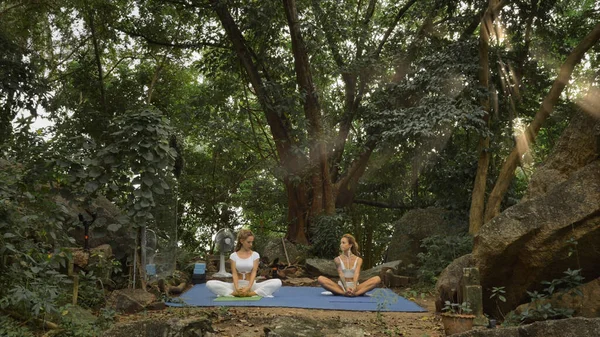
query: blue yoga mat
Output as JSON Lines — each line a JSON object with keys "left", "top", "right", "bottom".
{"left": 166, "top": 285, "right": 426, "bottom": 312}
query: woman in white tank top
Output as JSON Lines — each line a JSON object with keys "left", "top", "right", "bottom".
{"left": 317, "top": 234, "right": 381, "bottom": 296}
{"left": 206, "top": 229, "right": 282, "bottom": 297}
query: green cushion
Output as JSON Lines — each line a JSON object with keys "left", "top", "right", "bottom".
{"left": 213, "top": 295, "right": 262, "bottom": 302}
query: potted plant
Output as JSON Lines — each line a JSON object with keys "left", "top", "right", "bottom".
{"left": 441, "top": 300, "right": 475, "bottom": 335}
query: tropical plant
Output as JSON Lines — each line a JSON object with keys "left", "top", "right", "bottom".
{"left": 442, "top": 301, "right": 473, "bottom": 316}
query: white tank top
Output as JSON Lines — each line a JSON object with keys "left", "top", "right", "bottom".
{"left": 230, "top": 251, "right": 260, "bottom": 279}
{"left": 339, "top": 255, "right": 358, "bottom": 279}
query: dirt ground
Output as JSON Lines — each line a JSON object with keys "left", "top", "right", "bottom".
{"left": 122, "top": 287, "right": 445, "bottom": 337}
{"left": 208, "top": 292, "right": 445, "bottom": 337}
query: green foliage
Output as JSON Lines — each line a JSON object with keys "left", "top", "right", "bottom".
{"left": 76, "top": 271, "right": 106, "bottom": 310}
{"left": 542, "top": 268, "right": 585, "bottom": 297}
{"left": 489, "top": 286, "right": 507, "bottom": 319}
{"left": 62, "top": 107, "right": 177, "bottom": 225}
{"left": 372, "top": 288, "right": 399, "bottom": 323}
{"left": 490, "top": 286, "right": 506, "bottom": 303}
{"left": 0, "top": 315, "right": 35, "bottom": 337}
{"left": 0, "top": 156, "right": 74, "bottom": 320}
{"left": 442, "top": 301, "right": 472, "bottom": 315}
{"left": 500, "top": 269, "right": 585, "bottom": 326}
{"left": 0, "top": 27, "right": 48, "bottom": 145}
{"left": 416, "top": 234, "right": 473, "bottom": 284}
{"left": 519, "top": 300, "right": 575, "bottom": 324}
{"left": 309, "top": 213, "right": 347, "bottom": 258}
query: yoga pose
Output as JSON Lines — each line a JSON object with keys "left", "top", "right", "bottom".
{"left": 206, "top": 229, "right": 282, "bottom": 297}
{"left": 318, "top": 234, "right": 381, "bottom": 296}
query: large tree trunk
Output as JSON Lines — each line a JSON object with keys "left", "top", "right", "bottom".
{"left": 483, "top": 23, "right": 600, "bottom": 222}
{"left": 285, "top": 181, "right": 310, "bottom": 244}
{"left": 469, "top": 0, "right": 500, "bottom": 234}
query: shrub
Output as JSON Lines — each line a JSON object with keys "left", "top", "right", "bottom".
{"left": 310, "top": 213, "right": 346, "bottom": 258}
{"left": 416, "top": 233, "right": 473, "bottom": 284}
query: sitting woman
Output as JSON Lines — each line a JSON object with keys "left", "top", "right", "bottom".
{"left": 206, "top": 229, "right": 282, "bottom": 297}
{"left": 317, "top": 234, "right": 381, "bottom": 296}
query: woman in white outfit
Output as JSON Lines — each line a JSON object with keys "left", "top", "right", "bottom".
{"left": 206, "top": 229, "right": 282, "bottom": 297}
{"left": 317, "top": 233, "right": 381, "bottom": 296}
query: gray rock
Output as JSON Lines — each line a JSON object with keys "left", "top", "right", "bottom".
{"left": 305, "top": 258, "right": 338, "bottom": 278}
{"left": 56, "top": 194, "right": 134, "bottom": 261}
{"left": 264, "top": 316, "right": 326, "bottom": 337}
{"left": 263, "top": 316, "right": 367, "bottom": 337}
{"left": 525, "top": 111, "right": 600, "bottom": 200}
{"left": 474, "top": 160, "right": 600, "bottom": 315}
{"left": 435, "top": 254, "right": 475, "bottom": 312}
{"left": 337, "top": 326, "right": 367, "bottom": 337}
{"left": 359, "top": 260, "right": 401, "bottom": 282}
{"left": 454, "top": 317, "right": 600, "bottom": 337}
{"left": 107, "top": 289, "right": 157, "bottom": 314}
{"left": 386, "top": 207, "right": 463, "bottom": 266}
{"left": 262, "top": 238, "right": 303, "bottom": 265}
{"left": 59, "top": 304, "right": 97, "bottom": 328}
{"left": 102, "top": 317, "right": 213, "bottom": 337}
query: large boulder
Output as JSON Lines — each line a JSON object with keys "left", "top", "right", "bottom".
{"left": 359, "top": 260, "right": 401, "bottom": 282}
{"left": 475, "top": 160, "right": 600, "bottom": 314}
{"left": 56, "top": 194, "right": 134, "bottom": 261}
{"left": 305, "top": 258, "right": 337, "bottom": 277}
{"left": 435, "top": 254, "right": 475, "bottom": 312}
{"left": 386, "top": 207, "right": 461, "bottom": 266}
{"left": 525, "top": 108, "right": 600, "bottom": 200}
{"left": 108, "top": 289, "right": 157, "bottom": 314}
{"left": 474, "top": 110, "right": 600, "bottom": 315}
{"left": 262, "top": 238, "right": 303, "bottom": 265}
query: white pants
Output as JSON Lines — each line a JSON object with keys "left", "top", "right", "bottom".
{"left": 338, "top": 281, "right": 358, "bottom": 292}
{"left": 206, "top": 279, "right": 282, "bottom": 297}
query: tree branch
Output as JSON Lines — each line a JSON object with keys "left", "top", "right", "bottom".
{"left": 331, "top": 0, "right": 419, "bottom": 181}
{"left": 114, "top": 26, "right": 228, "bottom": 49}
{"left": 0, "top": 1, "right": 27, "bottom": 17}
{"left": 334, "top": 138, "right": 376, "bottom": 207}
{"left": 353, "top": 198, "right": 426, "bottom": 209}
{"left": 210, "top": 0, "right": 300, "bottom": 170}
{"left": 483, "top": 22, "right": 600, "bottom": 222}
{"left": 374, "top": 0, "right": 418, "bottom": 57}
{"left": 87, "top": 9, "right": 107, "bottom": 115}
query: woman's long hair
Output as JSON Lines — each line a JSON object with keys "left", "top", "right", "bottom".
{"left": 235, "top": 229, "right": 254, "bottom": 251}
{"left": 342, "top": 233, "right": 360, "bottom": 256}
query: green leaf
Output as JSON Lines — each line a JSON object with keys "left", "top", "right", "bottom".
{"left": 143, "top": 151, "right": 154, "bottom": 161}
{"left": 85, "top": 181, "right": 99, "bottom": 193}
{"left": 107, "top": 223, "right": 122, "bottom": 232}
{"left": 152, "top": 185, "right": 164, "bottom": 194}
{"left": 103, "top": 155, "right": 116, "bottom": 164}
{"left": 89, "top": 167, "right": 103, "bottom": 178}
{"left": 143, "top": 177, "right": 154, "bottom": 186}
